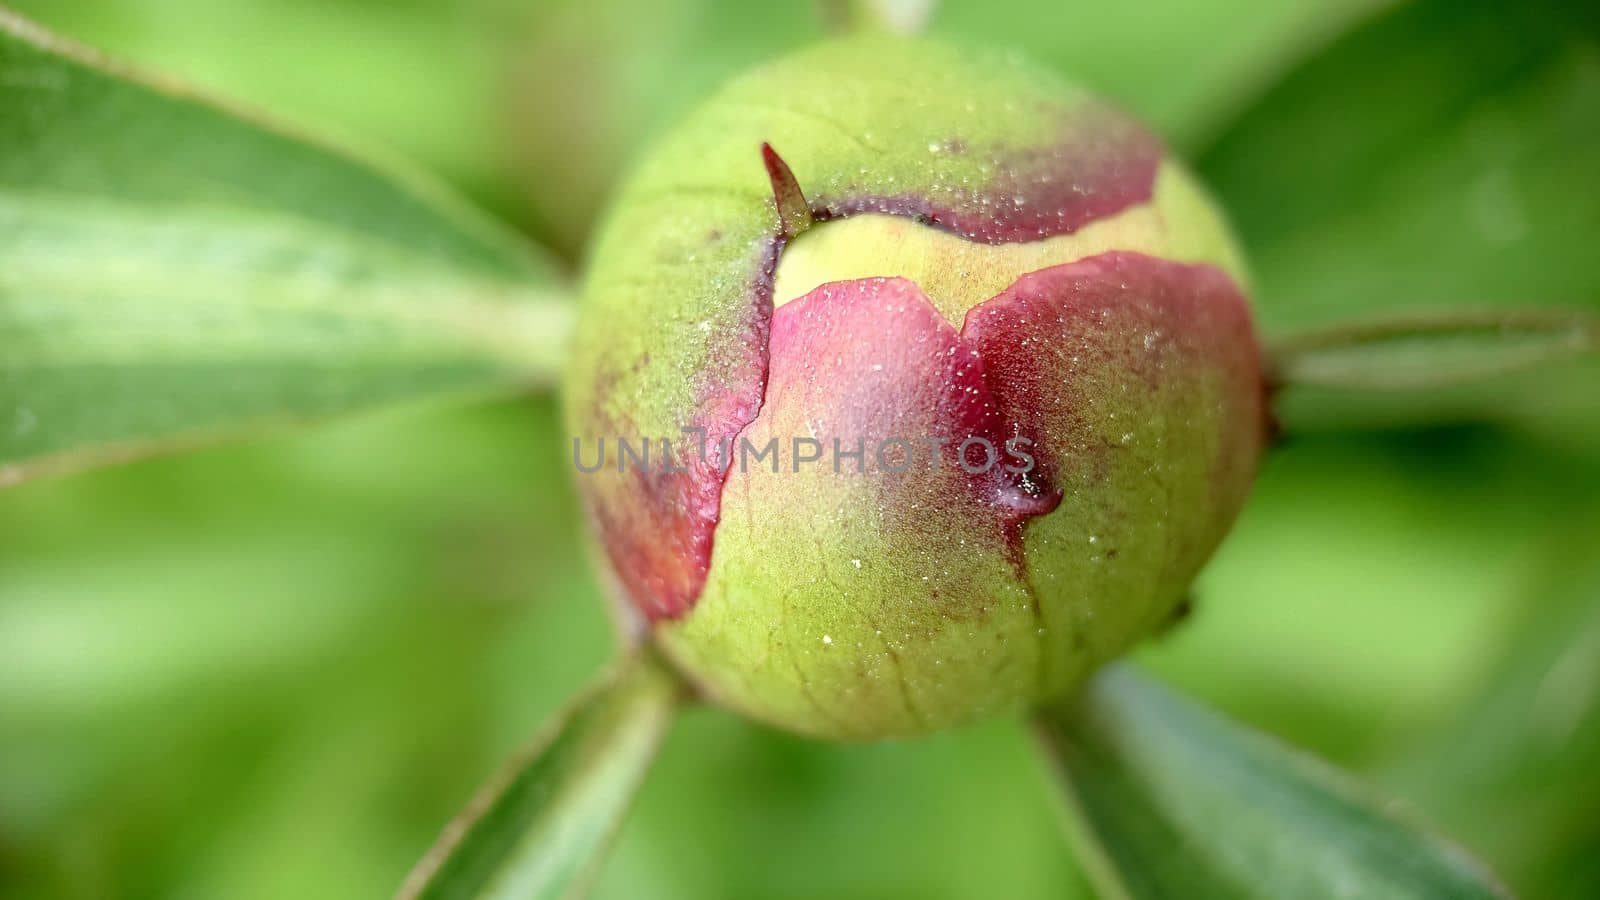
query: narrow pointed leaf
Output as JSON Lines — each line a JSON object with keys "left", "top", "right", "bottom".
{"left": 1034, "top": 665, "right": 1508, "bottom": 900}
{"left": 1270, "top": 309, "right": 1598, "bottom": 389}
{"left": 1267, "top": 309, "right": 1600, "bottom": 433}
{"left": 399, "top": 650, "right": 683, "bottom": 900}
{"left": 1267, "top": 308, "right": 1599, "bottom": 432}
{"left": 0, "top": 11, "right": 573, "bottom": 487}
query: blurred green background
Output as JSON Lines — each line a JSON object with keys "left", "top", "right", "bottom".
{"left": 1, "top": 1, "right": 1597, "bottom": 897}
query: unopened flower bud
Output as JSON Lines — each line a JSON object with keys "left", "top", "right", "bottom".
{"left": 566, "top": 35, "right": 1267, "bottom": 739}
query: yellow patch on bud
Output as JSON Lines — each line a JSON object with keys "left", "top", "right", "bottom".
{"left": 773, "top": 163, "right": 1249, "bottom": 325}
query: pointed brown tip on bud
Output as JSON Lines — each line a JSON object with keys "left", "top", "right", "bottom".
{"left": 761, "top": 142, "right": 813, "bottom": 239}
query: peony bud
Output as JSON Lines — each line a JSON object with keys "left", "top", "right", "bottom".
{"left": 566, "top": 35, "right": 1267, "bottom": 739}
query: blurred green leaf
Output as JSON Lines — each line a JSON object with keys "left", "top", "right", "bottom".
{"left": 1202, "top": 0, "right": 1600, "bottom": 332}
{"left": 1383, "top": 527, "right": 1600, "bottom": 899}
{"left": 3, "top": 0, "right": 540, "bottom": 233}
{"left": 400, "top": 650, "right": 683, "bottom": 900}
{"left": 1135, "top": 427, "right": 1599, "bottom": 765}
{"left": 1198, "top": 0, "right": 1600, "bottom": 435}
{"left": 0, "top": 11, "right": 573, "bottom": 487}
{"left": 935, "top": 0, "right": 1391, "bottom": 150}
{"left": 0, "top": 396, "right": 619, "bottom": 899}
{"left": 1034, "top": 665, "right": 1508, "bottom": 899}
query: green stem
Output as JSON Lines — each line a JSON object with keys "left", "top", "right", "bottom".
{"left": 818, "top": 0, "right": 937, "bottom": 35}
